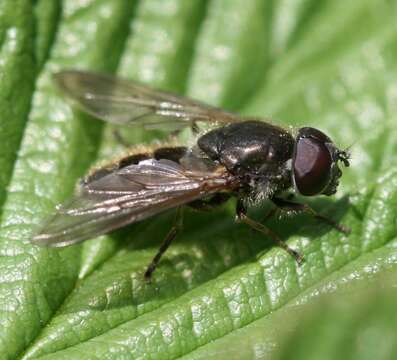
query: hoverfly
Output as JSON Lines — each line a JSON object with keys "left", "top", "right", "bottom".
{"left": 32, "top": 70, "right": 350, "bottom": 280}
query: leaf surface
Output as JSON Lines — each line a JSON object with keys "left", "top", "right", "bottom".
{"left": 0, "top": 1, "right": 396, "bottom": 359}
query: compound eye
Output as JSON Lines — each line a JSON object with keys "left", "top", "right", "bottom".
{"left": 293, "top": 137, "right": 332, "bottom": 196}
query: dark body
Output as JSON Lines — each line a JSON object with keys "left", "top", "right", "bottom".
{"left": 199, "top": 121, "right": 294, "bottom": 175}
{"left": 32, "top": 70, "right": 351, "bottom": 280}
{"left": 198, "top": 120, "right": 294, "bottom": 197}
{"left": 81, "top": 120, "right": 348, "bottom": 278}
{"left": 86, "top": 120, "right": 295, "bottom": 205}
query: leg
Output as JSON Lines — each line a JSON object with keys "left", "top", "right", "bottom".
{"left": 235, "top": 200, "right": 303, "bottom": 264}
{"left": 144, "top": 207, "right": 184, "bottom": 281}
{"left": 271, "top": 197, "right": 350, "bottom": 234}
{"left": 188, "top": 193, "right": 231, "bottom": 212}
{"left": 258, "top": 193, "right": 295, "bottom": 223}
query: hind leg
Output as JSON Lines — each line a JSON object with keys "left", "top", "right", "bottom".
{"left": 144, "top": 207, "right": 184, "bottom": 281}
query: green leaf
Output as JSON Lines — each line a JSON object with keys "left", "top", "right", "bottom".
{"left": 274, "top": 271, "right": 397, "bottom": 360}
{"left": 0, "top": 0, "right": 36, "bottom": 210}
{"left": 0, "top": 0, "right": 396, "bottom": 359}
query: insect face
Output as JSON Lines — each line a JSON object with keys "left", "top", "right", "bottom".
{"left": 292, "top": 127, "right": 350, "bottom": 196}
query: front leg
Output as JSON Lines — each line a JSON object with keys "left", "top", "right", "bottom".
{"left": 235, "top": 199, "right": 303, "bottom": 264}
{"left": 271, "top": 197, "right": 350, "bottom": 235}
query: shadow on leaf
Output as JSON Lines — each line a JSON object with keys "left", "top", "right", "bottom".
{"left": 63, "top": 195, "right": 352, "bottom": 314}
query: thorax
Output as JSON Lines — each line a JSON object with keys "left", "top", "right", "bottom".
{"left": 198, "top": 120, "right": 295, "bottom": 196}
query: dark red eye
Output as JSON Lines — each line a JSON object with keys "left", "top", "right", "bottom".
{"left": 292, "top": 135, "right": 332, "bottom": 196}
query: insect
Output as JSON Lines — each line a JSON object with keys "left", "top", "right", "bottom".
{"left": 32, "top": 70, "right": 351, "bottom": 280}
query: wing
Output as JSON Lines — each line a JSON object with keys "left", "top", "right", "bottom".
{"left": 54, "top": 70, "right": 240, "bottom": 130}
{"left": 31, "top": 157, "right": 235, "bottom": 247}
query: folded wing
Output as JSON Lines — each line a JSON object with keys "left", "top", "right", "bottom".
{"left": 32, "top": 157, "right": 233, "bottom": 247}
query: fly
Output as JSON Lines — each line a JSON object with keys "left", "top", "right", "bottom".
{"left": 31, "top": 70, "right": 351, "bottom": 280}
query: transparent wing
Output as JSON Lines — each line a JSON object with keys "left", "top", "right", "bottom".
{"left": 31, "top": 157, "right": 233, "bottom": 247}
{"left": 54, "top": 70, "right": 240, "bottom": 130}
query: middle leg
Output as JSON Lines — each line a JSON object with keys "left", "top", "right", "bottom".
{"left": 235, "top": 199, "right": 303, "bottom": 264}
